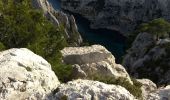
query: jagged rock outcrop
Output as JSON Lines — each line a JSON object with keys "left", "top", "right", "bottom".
{"left": 61, "top": 45, "right": 133, "bottom": 84}
{"left": 32, "top": 0, "right": 83, "bottom": 45}
{"left": 54, "top": 79, "right": 135, "bottom": 100}
{"left": 123, "top": 32, "right": 170, "bottom": 85}
{"left": 137, "top": 79, "right": 157, "bottom": 100}
{"left": 123, "top": 32, "right": 156, "bottom": 72}
{"left": 147, "top": 85, "right": 170, "bottom": 100}
{"left": 0, "top": 48, "right": 60, "bottom": 100}
{"left": 61, "top": 0, "right": 170, "bottom": 34}
{"left": 137, "top": 79, "right": 170, "bottom": 100}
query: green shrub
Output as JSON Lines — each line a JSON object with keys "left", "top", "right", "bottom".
{"left": 25, "top": 66, "right": 32, "bottom": 72}
{"left": 0, "top": 0, "right": 72, "bottom": 83}
{"left": 0, "top": 42, "right": 5, "bottom": 51}
{"left": 126, "top": 18, "right": 170, "bottom": 52}
{"left": 60, "top": 95, "right": 68, "bottom": 100}
{"left": 138, "top": 18, "right": 170, "bottom": 40}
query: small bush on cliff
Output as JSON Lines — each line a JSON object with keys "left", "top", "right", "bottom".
{"left": 92, "top": 76, "right": 142, "bottom": 99}
{"left": 0, "top": 0, "right": 72, "bottom": 82}
{"left": 0, "top": 42, "right": 5, "bottom": 51}
{"left": 138, "top": 18, "right": 170, "bottom": 40}
{"left": 126, "top": 18, "right": 170, "bottom": 49}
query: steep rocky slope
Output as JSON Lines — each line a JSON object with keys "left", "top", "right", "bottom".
{"left": 61, "top": 0, "right": 170, "bottom": 34}
{"left": 32, "top": 0, "right": 82, "bottom": 45}
{"left": 123, "top": 32, "right": 170, "bottom": 85}
{"left": 0, "top": 48, "right": 60, "bottom": 100}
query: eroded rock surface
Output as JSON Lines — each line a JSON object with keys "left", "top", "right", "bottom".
{"left": 32, "top": 0, "right": 83, "bottom": 45}
{"left": 61, "top": 0, "right": 170, "bottom": 34}
{"left": 123, "top": 32, "right": 170, "bottom": 85}
{"left": 147, "top": 85, "right": 170, "bottom": 100}
{"left": 137, "top": 79, "right": 157, "bottom": 100}
{"left": 54, "top": 79, "right": 135, "bottom": 100}
{"left": 61, "top": 45, "right": 132, "bottom": 84}
{"left": 0, "top": 48, "right": 60, "bottom": 100}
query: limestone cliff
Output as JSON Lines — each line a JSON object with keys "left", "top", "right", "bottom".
{"left": 61, "top": 0, "right": 170, "bottom": 34}
{"left": 123, "top": 32, "right": 170, "bottom": 85}
{"left": 32, "top": 0, "right": 83, "bottom": 45}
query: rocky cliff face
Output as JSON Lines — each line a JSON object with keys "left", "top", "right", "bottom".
{"left": 0, "top": 48, "right": 60, "bottom": 100}
{"left": 32, "top": 0, "right": 83, "bottom": 45}
{"left": 123, "top": 32, "right": 170, "bottom": 85}
{"left": 61, "top": 0, "right": 170, "bottom": 34}
{"left": 61, "top": 45, "right": 133, "bottom": 84}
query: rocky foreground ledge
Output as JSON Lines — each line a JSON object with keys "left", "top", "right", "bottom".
{"left": 0, "top": 46, "right": 170, "bottom": 100}
{"left": 61, "top": 45, "right": 132, "bottom": 84}
{"left": 0, "top": 48, "right": 60, "bottom": 100}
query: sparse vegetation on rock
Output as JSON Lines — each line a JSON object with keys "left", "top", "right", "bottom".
{"left": 138, "top": 18, "right": 170, "bottom": 40}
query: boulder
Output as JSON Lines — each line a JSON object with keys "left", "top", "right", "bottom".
{"left": 137, "top": 79, "right": 157, "bottom": 100}
{"left": 61, "top": 45, "right": 132, "bottom": 84}
{"left": 147, "top": 85, "right": 170, "bottom": 100}
{"left": 0, "top": 48, "right": 60, "bottom": 100}
{"left": 54, "top": 79, "right": 135, "bottom": 100}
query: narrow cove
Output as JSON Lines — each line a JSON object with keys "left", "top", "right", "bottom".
{"left": 48, "top": 0, "right": 126, "bottom": 62}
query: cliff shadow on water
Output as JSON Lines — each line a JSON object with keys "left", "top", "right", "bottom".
{"left": 73, "top": 13, "right": 127, "bottom": 62}
{"left": 48, "top": 0, "right": 61, "bottom": 10}
{"left": 48, "top": 0, "right": 127, "bottom": 63}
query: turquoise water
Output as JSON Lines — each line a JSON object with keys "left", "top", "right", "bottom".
{"left": 48, "top": 0, "right": 126, "bottom": 62}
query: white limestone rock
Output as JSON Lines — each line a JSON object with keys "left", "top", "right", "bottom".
{"left": 0, "top": 48, "right": 60, "bottom": 100}
{"left": 147, "top": 85, "right": 170, "bottom": 100}
{"left": 54, "top": 79, "right": 135, "bottom": 100}
{"left": 137, "top": 79, "right": 157, "bottom": 100}
{"left": 32, "top": 0, "right": 83, "bottom": 45}
{"left": 61, "top": 45, "right": 132, "bottom": 84}
{"left": 61, "top": 0, "right": 170, "bottom": 34}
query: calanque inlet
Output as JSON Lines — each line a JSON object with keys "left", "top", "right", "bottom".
{"left": 0, "top": 0, "right": 170, "bottom": 100}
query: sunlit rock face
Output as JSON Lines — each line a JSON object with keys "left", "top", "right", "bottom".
{"left": 137, "top": 79, "right": 157, "bottom": 100}
{"left": 0, "top": 48, "right": 60, "bottom": 100}
{"left": 32, "top": 0, "right": 83, "bottom": 45}
{"left": 61, "top": 0, "right": 170, "bottom": 34}
{"left": 54, "top": 79, "right": 135, "bottom": 100}
{"left": 61, "top": 45, "right": 133, "bottom": 84}
{"left": 147, "top": 85, "right": 170, "bottom": 100}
